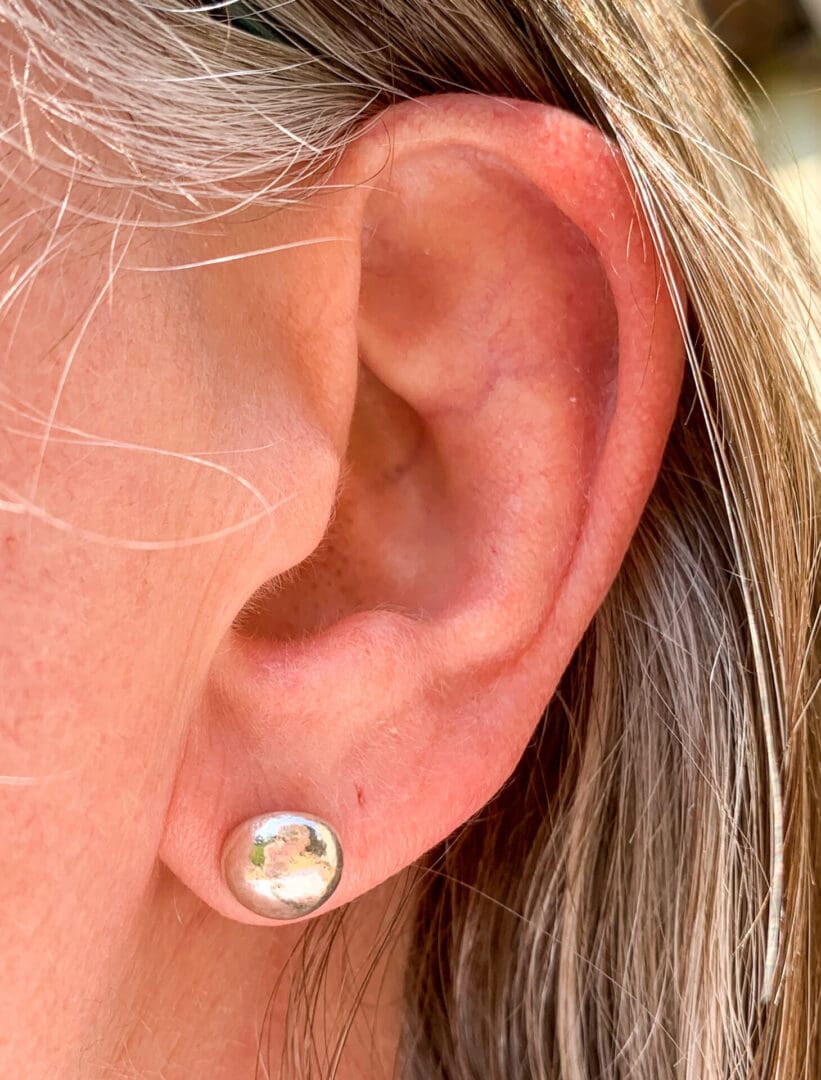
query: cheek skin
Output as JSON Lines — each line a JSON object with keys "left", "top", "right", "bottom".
{"left": 0, "top": 215, "right": 339, "bottom": 1073}
{"left": 0, "top": 286, "right": 230, "bottom": 1069}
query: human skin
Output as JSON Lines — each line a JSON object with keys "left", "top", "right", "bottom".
{"left": 0, "top": 90, "right": 685, "bottom": 1078}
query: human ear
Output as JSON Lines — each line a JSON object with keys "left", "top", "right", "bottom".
{"left": 159, "top": 95, "right": 686, "bottom": 923}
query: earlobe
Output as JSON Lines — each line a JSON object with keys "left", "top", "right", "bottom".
{"left": 159, "top": 95, "right": 686, "bottom": 925}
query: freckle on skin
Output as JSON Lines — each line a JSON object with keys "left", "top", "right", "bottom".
{"left": 356, "top": 785, "right": 365, "bottom": 807}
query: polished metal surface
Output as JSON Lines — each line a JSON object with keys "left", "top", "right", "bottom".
{"left": 221, "top": 812, "right": 343, "bottom": 920}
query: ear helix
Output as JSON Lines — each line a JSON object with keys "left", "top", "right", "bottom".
{"left": 221, "top": 811, "right": 343, "bottom": 920}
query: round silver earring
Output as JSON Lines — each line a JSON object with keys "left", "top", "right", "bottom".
{"left": 221, "top": 811, "right": 343, "bottom": 920}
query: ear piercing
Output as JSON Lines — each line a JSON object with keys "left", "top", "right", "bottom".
{"left": 221, "top": 811, "right": 343, "bottom": 920}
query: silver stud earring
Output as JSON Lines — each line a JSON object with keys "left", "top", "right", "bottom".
{"left": 221, "top": 811, "right": 343, "bottom": 920}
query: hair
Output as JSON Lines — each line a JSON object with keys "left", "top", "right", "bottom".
{"left": 1, "top": 1, "right": 819, "bottom": 1077}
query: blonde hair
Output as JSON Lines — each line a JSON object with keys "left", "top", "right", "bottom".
{"left": 2, "top": 1, "right": 819, "bottom": 1076}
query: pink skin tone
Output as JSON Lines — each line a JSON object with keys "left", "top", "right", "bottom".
{"left": 0, "top": 94, "right": 685, "bottom": 1078}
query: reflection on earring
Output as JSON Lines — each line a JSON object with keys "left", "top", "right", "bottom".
{"left": 221, "top": 811, "right": 343, "bottom": 920}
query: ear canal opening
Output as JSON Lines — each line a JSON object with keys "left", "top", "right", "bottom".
{"left": 233, "top": 360, "right": 454, "bottom": 642}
